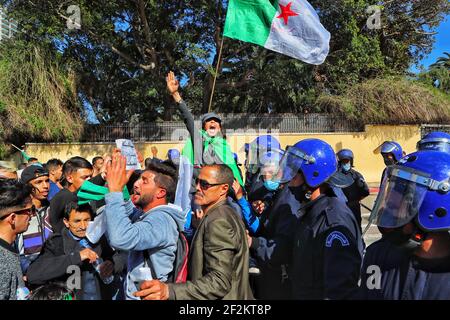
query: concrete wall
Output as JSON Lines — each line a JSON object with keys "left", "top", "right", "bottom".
{"left": 22, "top": 124, "right": 421, "bottom": 184}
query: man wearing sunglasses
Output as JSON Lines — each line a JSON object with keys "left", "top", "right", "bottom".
{"left": 0, "top": 179, "right": 34, "bottom": 300}
{"left": 135, "top": 164, "right": 253, "bottom": 300}
{"left": 17, "top": 165, "right": 53, "bottom": 274}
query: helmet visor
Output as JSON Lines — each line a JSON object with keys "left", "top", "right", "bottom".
{"left": 373, "top": 141, "right": 397, "bottom": 155}
{"left": 246, "top": 142, "right": 283, "bottom": 175}
{"left": 372, "top": 166, "right": 430, "bottom": 228}
{"left": 417, "top": 139, "right": 450, "bottom": 153}
{"left": 273, "top": 146, "right": 314, "bottom": 183}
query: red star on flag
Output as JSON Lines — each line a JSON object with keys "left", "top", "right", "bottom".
{"left": 277, "top": 2, "right": 299, "bottom": 25}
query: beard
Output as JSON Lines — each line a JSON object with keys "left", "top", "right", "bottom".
{"left": 135, "top": 193, "right": 154, "bottom": 209}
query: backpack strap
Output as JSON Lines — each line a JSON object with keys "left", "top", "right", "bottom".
{"left": 142, "top": 249, "right": 158, "bottom": 280}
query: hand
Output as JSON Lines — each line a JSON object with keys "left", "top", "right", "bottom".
{"left": 195, "top": 209, "right": 204, "bottom": 220}
{"left": 134, "top": 280, "right": 169, "bottom": 300}
{"left": 232, "top": 180, "right": 244, "bottom": 200}
{"left": 99, "top": 260, "right": 114, "bottom": 278}
{"left": 151, "top": 146, "right": 158, "bottom": 158}
{"left": 166, "top": 71, "right": 182, "bottom": 103}
{"left": 80, "top": 248, "right": 99, "bottom": 263}
{"left": 106, "top": 152, "right": 135, "bottom": 193}
{"left": 135, "top": 149, "right": 144, "bottom": 165}
{"left": 252, "top": 200, "right": 265, "bottom": 215}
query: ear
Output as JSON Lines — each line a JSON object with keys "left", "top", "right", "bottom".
{"left": 156, "top": 188, "right": 167, "bottom": 201}
{"left": 7, "top": 213, "right": 16, "bottom": 229}
{"left": 66, "top": 174, "right": 74, "bottom": 184}
{"left": 220, "top": 184, "right": 230, "bottom": 197}
{"left": 63, "top": 218, "right": 70, "bottom": 229}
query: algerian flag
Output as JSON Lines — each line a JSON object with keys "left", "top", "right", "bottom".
{"left": 224, "top": 0, "right": 330, "bottom": 65}
{"left": 174, "top": 130, "right": 244, "bottom": 214}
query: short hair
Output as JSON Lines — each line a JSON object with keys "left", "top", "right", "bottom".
{"left": 127, "top": 170, "right": 142, "bottom": 195}
{"left": 29, "top": 282, "right": 74, "bottom": 300}
{"left": 0, "top": 179, "right": 32, "bottom": 212}
{"left": 63, "top": 202, "right": 94, "bottom": 220}
{"left": 206, "top": 164, "right": 234, "bottom": 190}
{"left": 46, "top": 158, "right": 63, "bottom": 172}
{"left": 63, "top": 157, "right": 93, "bottom": 177}
{"left": 28, "top": 157, "right": 38, "bottom": 163}
{"left": 92, "top": 156, "right": 103, "bottom": 165}
{"left": 146, "top": 160, "right": 178, "bottom": 203}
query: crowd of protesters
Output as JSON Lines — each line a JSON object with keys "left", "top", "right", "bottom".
{"left": 0, "top": 72, "right": 449, "bottom": 300}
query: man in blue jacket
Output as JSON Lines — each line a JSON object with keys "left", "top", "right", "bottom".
{"left": 104, "top": 153, "right": 185, "bottom": 300}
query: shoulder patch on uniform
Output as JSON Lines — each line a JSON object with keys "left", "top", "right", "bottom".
{"left": 325, "top": 231, "right": 349, "bottom": 248}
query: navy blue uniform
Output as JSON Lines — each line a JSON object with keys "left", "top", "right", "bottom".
{"left": 250, "top": 185, "right": 300, "bottom": 299}
{"left": 291, "top": 193, "right": 363, "bottom": 300}
{"left": 341, "top": 169, "right": 369, "bottom": 229}
{"left": 360, "top": 237, "right": 450, "bottom": 300}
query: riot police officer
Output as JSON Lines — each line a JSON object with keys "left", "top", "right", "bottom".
{"left": 274, "top": 139, "right": 363, "bottom": 300}
{"left": 374, "top": 141, "right": 404, "bottom": 166}
{"left": 360, "top": 150, "right": 450, "bottom": 299}
{"left": 336, "top": 149, "right": 370, "bottom": 230}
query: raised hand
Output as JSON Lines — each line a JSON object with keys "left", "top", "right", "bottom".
{"left": 166, "top": 71, "right": 182, "bottom": 103}
{"left": 232, "top": 180, "right": 244, "bottom": 200}
{"left": 106, "top": 152, "right": 134, "bottom": 193}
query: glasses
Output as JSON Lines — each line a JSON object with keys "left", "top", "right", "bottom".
{"left": 15, "top": 205, "right": 36, "bottom": 217}
{"left": 0, "top": 205, "right": 36, "bottom": 220}
{"left": 195, "top": 178, "right": 225, "bottom": 190}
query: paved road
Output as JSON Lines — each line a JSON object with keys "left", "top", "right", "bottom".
{"left": 361, "top": 188, "right": 382, "bottom": 246}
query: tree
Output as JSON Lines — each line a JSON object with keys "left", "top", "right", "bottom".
{"left": 0, "top": 39, "right": 83, "bottom": 156}
{"left": 1, "top": 0, "right": 449, "bottom": 122}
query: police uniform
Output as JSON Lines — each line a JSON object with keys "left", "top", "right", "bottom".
{"left": 360, "top": 236, "right": 450, "bottom": 300}
{"left": 291, "top": 193, "right": 363, "bottom": 300}
{"left": 341, "top": 169, "right": 369, "bottom": 229}
{"left": 250, "top": 185, "right": 300, "bottom": 300}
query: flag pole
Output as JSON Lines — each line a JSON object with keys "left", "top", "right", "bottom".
{"left": 10, "top": 144, "right": 23, "bottom": 152}
{"left": 208, "top": 36, "right": 225, "bottom": 113}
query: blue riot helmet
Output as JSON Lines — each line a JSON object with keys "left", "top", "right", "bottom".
{"left": 417, "top": 131, "right": 450, "bottom": 154}
{"left": 337, "top": 149, "right": 354, "bottom": 164}
{"left": 246, "top": 135, "right": 283, "bottom": 175}
{"left": 374, "top": 141, "right": 403, "bottom": 165}
{"left": 274, "top": 139, "right": 338, "bottom": 188}
{"left": 167, "top": 149, "right": 180, "bottom": 165}
{"left": 372, "top": 151, "right": 450, "bottom": 232}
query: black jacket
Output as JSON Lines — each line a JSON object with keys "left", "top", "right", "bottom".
{"left": 291, "top": 194, "right": 363, "bottom": 300}
{"left": 250, "top": 185, "right": 300, "bottom": 299}
{"left": 26, "top": 228, "right": 116, "bottom": 300}
{"left": 341, "top": 169, "right": 369, "bottom": 228}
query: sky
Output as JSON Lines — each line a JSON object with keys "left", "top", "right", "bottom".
{"left": 410, "top": 14, "right": 450, "bottom": 73}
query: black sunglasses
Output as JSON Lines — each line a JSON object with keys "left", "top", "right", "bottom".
{"left": 195, "top": 178, "right": 225, "bottom": 190}
{"left": 0, "top": 205, "right": 36, "bottom": 220}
